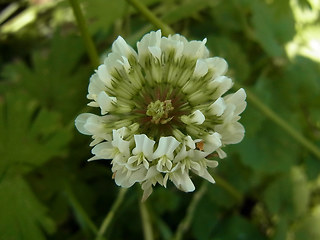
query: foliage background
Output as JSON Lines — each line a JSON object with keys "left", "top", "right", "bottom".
{"left": 1, "top": 0, "right": 320, "bottom": 239}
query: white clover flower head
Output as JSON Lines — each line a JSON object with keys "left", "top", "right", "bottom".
{"left": 75, "top": 30, "right": 247, "bottom": 201}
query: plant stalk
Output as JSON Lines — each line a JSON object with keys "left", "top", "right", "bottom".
{"left": 173, "top": 181, "right": 208, "bottom": 240}
{"left": 95, "top": 188, "right": 127, "bottom": 240}
{"left": 140, "top": 201, "right": 154, "bottom": 240}
{"left": 125, "top": 0, "right": 174, "bottom": 36}
{"left": 69, "top": 0, "right": 100, "bottom": 68}
{"left": 238, "top": 84, "right": 320, "bottom": 160}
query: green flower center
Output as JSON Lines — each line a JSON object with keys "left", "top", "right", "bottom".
{"left": 146, "top": 100, "right": 174, "bottom": 124}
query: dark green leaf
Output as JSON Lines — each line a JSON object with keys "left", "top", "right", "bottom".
{"left": 0, "top": 176, "right": 55, "bottom": 240}
{"left": 0, "top": 92, "right": 71, "bottom": 176}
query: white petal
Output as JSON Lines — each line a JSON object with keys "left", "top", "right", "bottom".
{"left": 97, "top": 65, "right": 112, "bottom": 88}
{"left": 90, "top": 142, "right": 114, "bottom": 160}
{"left": 160, "top": 37, "right": 184, "bottom": 61}
{"left": 192, "top": 110, "right": 205, "bottom": 124}
{"left": 193, "top": 59, "right": 208, "bottom": 77}
{"left": 224, "top": 88, "right": 247, "bottom": 115}
{"left": 129, "top": 167, "right": 147, "bottom": 183}
{"left": 192, "top": 149, "right": 209, "bottom": 159}
{"left": 170, "top": 170, "right": 195, "bottom": 192}
{"left": 208, "top": 97, "right": 226, "bottom": 116}
{"left": 85, "top": 115, "right": 106, "bottom": 135}
{"left": 144, "top": 165, "right": 160, "bottom": 180}
{"left": 87, "top": 73, "right": 106, "bottom": 101}
{"left": 208, "top": 76, "right": 234, "bottom": 99}
{"left": 133, "top": 134, "right": 155, "bottom": 159}
{"left": 181, "top": 110, "right": 205, "bottom": 125}
{"left": 104, "top": 52, "right": 126, "bottom": 72}
{"left": 206, "top": 160, "right": 219, "bottom": 168}
{"left": 97, "top": 91, "right": 117, "bottom": 115}
{"left": 216, "top": 148, "right": 227, "bottom": 159}
{"left": 75, "top": 113, "right": 94, "bottom": 135}
{"left": 141, "top": 181, "right": 153, "bottom": 202}
{"left": 114, "top": 168, "right": 134, "bottom": 188}
{"left": 204, "top": 132, "right": 222, "bottom": 153}
{"left": 216, "top": 122, "right": 245, "bottom": 144}
{"left": 195, "top": 168, "right": 215, "bottom": 184}
{"left": 206, "top": 57, "right": 228, "bottom": 78}
{"left": 184, "top": 135, "right": 195, "bottom": 149}
{"left": 174, "top": 145, "right": 189, "bottom": 162}
{"left": 137, "top": 30, "right": 162, "bottom": 57}
{"left": 183, "top": 39, "right": 209, "bottom": 59}
{"left": 153, "top": 136, "right": 180, "bottom": 159}
{"left": 148, "top": 46, "right": 162, "bottom": 60}
{"left": 112, "top": 36, "right": 137, "bottom": 58}
{"left": 112, "top": 129, "right": 130, "bottom": 156}
{"left": 156, "top": 157, "right": 173, "bottom": 173}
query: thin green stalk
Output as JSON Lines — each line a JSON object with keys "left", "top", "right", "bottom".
{"left": 64, "top": 186, "right": 98, "bottom": 235}
{"left": 69, "top": 0, "right": 100, "bottom": 68}
{"left": 95, "top": 188, "right": 127, "bottom": 240}
{"left": 236, "top": 83, "right": 320, "bottom": 160}
{"left": 173, "top": 181, "right": 208, "bottom": 240}
{"left": 214, "top": 174, "right": 243, "bottom": 203}
{"left": 140, "top": 201, "right": 154, "bottom": 240}
{"left": 125, "top": 0, "right": 174, "bottom": 36}
{"left": 0, "top": 2, "right": 19, "bottom": 25}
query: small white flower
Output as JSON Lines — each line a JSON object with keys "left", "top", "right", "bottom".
{"left": 75, "top": 30, "right": 246, "bottom": 200}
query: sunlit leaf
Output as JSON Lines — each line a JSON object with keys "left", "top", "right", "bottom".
{"left": 251, "top": 0, "right": 295, "bottom": 56}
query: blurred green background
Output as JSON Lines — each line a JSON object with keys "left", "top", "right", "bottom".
{"left": 1, "top": 0, "right": 320, "bottom": 239}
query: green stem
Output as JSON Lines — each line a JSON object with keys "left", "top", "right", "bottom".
{"left": 0, "top": 2, "right": 19, "bottom": 25}
{"left": 214, "top": 174, "right": 243, "bottom": 203}
{"left": 173, "top": 181, "right": 208, "bottom": 240}
{"left": 236, "top": 83, "right": 320, "bottom": 160}
{"left": 69, "top": 0, "right": 100, "bottom": 68}
{"left": 64, "top": 186, "right": 98, "bottom": 235}
{"left": 125, "top": 0, "right": 174, "bottom": 36}
{"left": 140, "top": 201, "right": 154, "bottom": 240}
{"left": 95, "top": 188, "right": 127, "bottom": 240}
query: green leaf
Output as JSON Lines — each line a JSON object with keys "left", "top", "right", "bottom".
{"left": 209, "top": 0, "right": 244, "bottom": 32}
{"left": 291, "top": 167, "right": 309, "bottom": 217}
{"left": 0, "top": 176, "right": 55, "bottom": 240}
{"left": 0, "top": 92, "right": 71, "bottom": 176}
{"left": 292, "top": 205, "right": 320, "bottom": 239}
{"left": 212, "top": 214, "right": 267, "bottom": 240}
{"left": 272, "top": 217, "right": 288, "bottom": 240}
{"left": 235, "top": 122, "right": 299, "bottom": 173}
{"left": 263, "top": 167, "right": 310, "bottom": 220}
{"left": 163, "top": 0, "right": 210, "bottom": 25}
{"left": 83, "top": 0, "right": 126, "bottom": 35}
{"left": 305, "top": 154, "right": 320, "bottom": 180}
{"left": 1, "top": 33, "right": 90, "bottom": 122}
{"left": 251, "top": 0, "right": 295, "bottom": 56}
{"left": 192, "top": 197, "right": 218, "bottom": 240}
{"left": 207, "top": 36, "right": 251, "bottom": 83}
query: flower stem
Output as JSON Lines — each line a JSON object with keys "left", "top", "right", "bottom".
{"left": 95, "top": 188, "right": 127, "bottom": 240}
{"left": 214, "top": 174, "right": 243, "bottom": 203}
{"left": 64, "top": 186, "right": 98, "bottom": 235}
{"left": 69, "top": 0, "right": 100, "bottom": 68}
{"left": 236, "top": 83, "right": 320, "bottom": 160}
{"left": 140, "top": 201, "right": 154, "bottom": 240}
{"left": 173, "top": 181, "right": 208, "bottom": 240}
{"left": 125, "top": 0, "right": 174, "bottom": 36}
